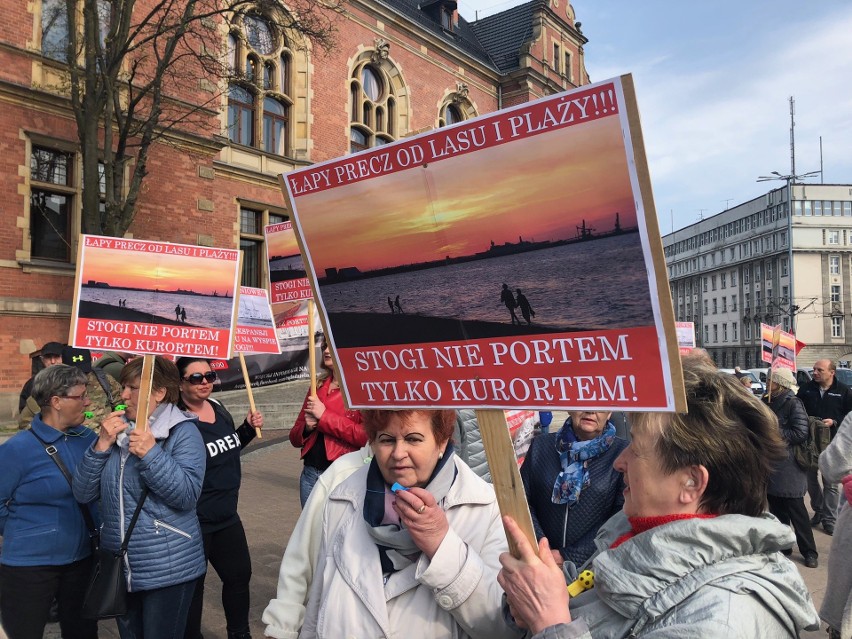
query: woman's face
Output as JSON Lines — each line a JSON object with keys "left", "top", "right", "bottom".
{"left": 56, "top": 383, "right": 91, "bottom": 427}
{"left": 120, "top": 376, "right": 165, "bottom": 421}
{"left": 321, "top": 345, "right": 333, "bottom": 373}
{"left": 180, "top": 361, "right": 214, "bottom": 402}
{"left": 613, "top": 415, "right": 695, "bottom": 518}
{"left": 570, "top": 411, "right": 611, "bottom": 441}
{"left": 372, "top": 412, "right": 447, "bottom": 488}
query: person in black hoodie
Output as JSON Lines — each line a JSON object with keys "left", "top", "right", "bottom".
{"left": 177, "top": 357, "right": 263, "bottom": 639}
{"left": 797, "top": 359, "right": 852, "bottom": 535}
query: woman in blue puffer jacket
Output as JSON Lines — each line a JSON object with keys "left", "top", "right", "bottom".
{"left": 74, "top": 356, "right": 206, "bottom": 639}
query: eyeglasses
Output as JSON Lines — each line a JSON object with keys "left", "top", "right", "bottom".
{"left": 59, "top": 393, "right": 89, "bottom": 402}
{"left": 183, "top": 372, "right": 218, "bottom": 385}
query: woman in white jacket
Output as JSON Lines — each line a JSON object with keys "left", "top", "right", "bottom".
{"left": 301, "top": 409, "right": 521, "bottom": 639}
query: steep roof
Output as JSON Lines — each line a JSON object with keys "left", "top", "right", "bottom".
{"left": 469, "top": 0, "right": 540, "bottom": 73}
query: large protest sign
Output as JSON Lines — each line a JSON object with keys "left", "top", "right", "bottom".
{"left": 282, "top": 75, "right": 683, "bottom": 412}
{"left": 234, "top": 286, "right": 281, "bottom": 354}
{"left": 70, "top": 235, "right": 240, "bottom": 359}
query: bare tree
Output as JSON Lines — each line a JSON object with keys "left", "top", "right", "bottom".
{"left": 54, "top": 0, "right": 341, "bottom": 237}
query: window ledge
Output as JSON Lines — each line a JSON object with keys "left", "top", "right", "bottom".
{"left": 18, "top": 259, "right": 76, "bottom": 276}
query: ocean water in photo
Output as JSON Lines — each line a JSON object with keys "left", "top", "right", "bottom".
{"left": 80, "top": 287, "right": 235, "bottom": 329}
{"left": 319, "top": 233, "right": 654, "bottom": 331}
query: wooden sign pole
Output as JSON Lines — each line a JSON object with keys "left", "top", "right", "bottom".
{"left": 238, "top": 352, "right": 261, "bottom": 439}
{"left": 308, "top": 299, "right": 317, "bottom": 396}
{"left": 135, "top": 355, "right": 156, "bottom": 432}
{"left": 475, "top": 409, "right": 537, "bottom": 558}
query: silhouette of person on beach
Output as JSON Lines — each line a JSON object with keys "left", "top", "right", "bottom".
{"left": 394, "top": 296, "right": 404, "bottom": 314}
{"left": 180, "top": 307, "right": 187, "bottom": 323}
{"left": 515, "top": 289, "right": 535, "bottom": 324}
{"left": 388, "top": 296, "right": 395, "bottom": 314}
{"left": 175, "top": 304, "right": 182, "bottom": 321}
{"left": 500, "top": 283, "right": 520, "bottom": 325}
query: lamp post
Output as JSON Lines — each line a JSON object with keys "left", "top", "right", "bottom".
{"left": 757, "top": 170, "right": 820, "bottom": 335}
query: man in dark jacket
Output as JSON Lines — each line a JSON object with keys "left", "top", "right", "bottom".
{"left": 797, "top": 358, "right": 852, "bottom": 535}
{"left": 765, "top": 368, "right": 818, "bottom": 567}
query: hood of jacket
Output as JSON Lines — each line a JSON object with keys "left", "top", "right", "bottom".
{"left": 587, "top": 511, "right": 819, "bottom": 636}
{"left": 118, "top": 402, "right": 197, "bottom": 449}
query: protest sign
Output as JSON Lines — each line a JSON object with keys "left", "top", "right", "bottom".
{"left": 234, "top": 286, "right": 281, "bottom": 355}
{"left": 266, "top": 221, "right": 313, "bottom": 305}
{"left": 281, "top": 75, "right": 683, "bottom": 412}
{"left": 675, "top": 321, "right": 695, "bottom": 355}
{"left": 70, "top": 235, "right": 240, "bottom": 359}
{"left": 761, "top": 323, "right": 796, "bottom": 370}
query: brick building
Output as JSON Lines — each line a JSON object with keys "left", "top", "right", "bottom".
{"left": 0, "top": 0, "right": 589, "bottom": 417}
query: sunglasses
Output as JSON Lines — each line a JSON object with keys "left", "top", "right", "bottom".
{"left": 183, "top": 372, "right": 218, "bottom": 385}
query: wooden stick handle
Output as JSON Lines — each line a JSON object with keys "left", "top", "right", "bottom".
{"left": 238, "top": 352, "right": 260, "bottom": 439}
{"left": 136, "top": 355, "right": 156, "bottom": 433}
{"left": 476, "top": 409, "right": 537, "bottom": 558}
{"left": 308, "top": 299, "right": 317, "bottom": 397}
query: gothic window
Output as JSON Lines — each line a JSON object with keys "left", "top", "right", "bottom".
{"left": 350, "top": 62, "right": 396, "bottom": 151}
{"left": 227, "top": 11, "right": 293, "bottom": 156}
{"left": 41, "top": 0, "right": 68, "bottom": 61}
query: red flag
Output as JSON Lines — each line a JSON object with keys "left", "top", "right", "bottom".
{"left": 795, "top": 338, "right": 807, "bottom": 356}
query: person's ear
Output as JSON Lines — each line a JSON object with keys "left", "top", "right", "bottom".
{"left": 680, "top": 465, "right": 709, "bottom": 508}
{"left": 151, "top": 387, "right": 167, "bottom": 405}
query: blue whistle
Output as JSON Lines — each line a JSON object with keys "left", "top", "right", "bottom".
{"left": 391, "top": 482, "right": 409, "bottom": 493}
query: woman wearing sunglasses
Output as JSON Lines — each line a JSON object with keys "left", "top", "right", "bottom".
{"left": 176, "top": 358, "right": 263, "bottom": 639}
{"left": 290, "top": 338, "right": 366, "bottom": 507}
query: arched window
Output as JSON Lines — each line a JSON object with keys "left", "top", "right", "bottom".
{"left": 263, "top": 97, "right": 288, "bottom": 155}
{"left": 349, "top": 61, "right": 398, "bottom": 151}
{"left": 228, "top": 85, "right": 255, "bottom": 146}
{"left": 226, "top": 11, "right": 292, "bottom": 156}
{"left": 438, "top": 90, "right": 475, "bottom": 128}
{"left": 227, "top": 33, "right": 238, "bottom": 72}
{"left": 443, "top": 104, "right": 462, "bottom": 126}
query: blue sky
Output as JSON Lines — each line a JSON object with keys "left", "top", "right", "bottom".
{"left": 458, "top": 0, "right": 852, "bottom": 233}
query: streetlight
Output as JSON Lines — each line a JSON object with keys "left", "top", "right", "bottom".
{"left": 756, "top": 169, "right": 821, "bottom": 334}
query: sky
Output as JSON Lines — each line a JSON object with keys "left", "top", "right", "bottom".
{"left": 294, "top": 113, "right": 636, "bottom": 274}
{"left": 457, "top": 0, "right": 852, "bottom": 233}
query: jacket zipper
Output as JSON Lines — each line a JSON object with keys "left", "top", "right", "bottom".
{"left": 154, "top": 519, "right": 192, "bottom": 539}
{"left": 119, "top": 454, "right": 132, "bottom": 589}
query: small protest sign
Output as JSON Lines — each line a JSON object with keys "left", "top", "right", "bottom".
{"left": 761, "top": 323, "right": 796, "bottom": 370}
{"left": 234, "top": 287, "right": 281, "bottom": 355}
{"left": 281, "top": 75, "right": 683, "bottom": 412}
{"left": 265, "top": 222, "right": 313, "bottom": 305}
{"left": 70, "top": 235, "right": 240, "bottom": 359}
{"left": 675, "top": 321, "right": 695, "bottom": 355}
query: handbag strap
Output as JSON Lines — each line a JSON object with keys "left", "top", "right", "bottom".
{"left": 120, "top": 486, "right": 148, "bottom": 553}
{"left": 29, "top": 428, "right": 98, "bottom": 538}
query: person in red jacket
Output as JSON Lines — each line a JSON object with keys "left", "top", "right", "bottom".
{"left": 290, "top": 339, "right": 366, "bottom": 506}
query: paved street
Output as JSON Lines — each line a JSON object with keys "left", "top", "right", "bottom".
{"left": 1, "top": 424, "right": 840, "bottom": 638}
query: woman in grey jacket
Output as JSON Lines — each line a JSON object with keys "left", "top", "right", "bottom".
{"left": 74, "top": 356, "right": 206, "bottom": 639}
{"left": 498, "top": 360, "right": 820, "bottom": 638}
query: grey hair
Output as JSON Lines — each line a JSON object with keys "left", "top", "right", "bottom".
{"left": 32, "top": 364, "right": 88, "bottom": 408}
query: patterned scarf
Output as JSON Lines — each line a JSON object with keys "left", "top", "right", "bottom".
{"left": 363, "top": 442, "right": 457, "bottom": 574}
{"left": 551, "top": 420, "right": 616, "bottom": 505}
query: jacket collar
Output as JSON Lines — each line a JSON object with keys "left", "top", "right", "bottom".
{"left": 30, "top": 414, "right": 88, "bottom": 443}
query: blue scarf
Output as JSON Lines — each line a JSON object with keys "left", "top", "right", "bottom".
{"left": 551, "top": 420, "right": 616, "bottom": 505}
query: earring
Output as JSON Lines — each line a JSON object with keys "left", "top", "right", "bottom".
{"left": 438, "top": 452, "right": 444, "bottom": 460}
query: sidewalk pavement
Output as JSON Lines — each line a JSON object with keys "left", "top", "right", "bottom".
{"left": 14, "top": 429, "right": 838, "bottom": 638}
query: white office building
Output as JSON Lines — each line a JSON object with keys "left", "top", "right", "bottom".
{"left": 663, "top": 184, "right": 852, "bottom": 368}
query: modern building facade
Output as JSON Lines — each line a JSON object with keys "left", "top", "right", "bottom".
{"left": 0, "top": 0, "right": 591, "bottom": 416}
{"left": 664, "top": 184, "right": 852, "bottom": 369}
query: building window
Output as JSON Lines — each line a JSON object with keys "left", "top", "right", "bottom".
{"left": 227, "top": 12, "right": 293, "bottom": 156}
{"left": 781, "top": 258, "right": 788, "bottom": 276}
{"left": 721, "top": 273, "right": 726, "bottom": 289}
{"left": 703, "top": 277, "right": 708, "bottom": 292}
{"left": 29, "top": 146, "right": 75, "bottom": 262}
{"left": 564, "top": 51, "right": 572, "bottom": 80}
{"left": 731, "top": 271, "right": 736, "bottom": 286}
{"left": 703, "top": 299, "right": 708, "bottom": 315}
{"left": 713, "top": 324, "right": 718, "bottom": 342}
{"left": 552, "top": 43, "right": 560, "bottom": 74}
{"left": 754, "top": 264, "right": 761, "bottom": 280}
{"left": 41, "top": 0, "right": 68, "bottom": 61}
{"left": 704, "top": 325, "right": 709, "bottom": 344}
{"left": 783, "top": 316, "right": 789, "bottom": 331}
{"left": 712, "top": 299, "right": 717, "bottom": 314}
{"left": 350, "top": 62, "right": 397, "bottom": 151}
{"left": 743, "top": 267, "right": 750, "bottom": 284}
{"left": 832, "top": 316, "right": 843, "bottom": 338}
{"left": 240, "top": 207, "right": 286, "bottom": 287}
{"left": 731, "top": 294, "right": 737, "bottom": 311}
{"left": 830, "top": 255, "right": 840, "bottom": 275}
{"left": 732, "top": 322, "right": 738, "bottom": 340}
{"left": 745, "top": 292, "right": 751, "bottom": 312}
{"left": 781, "top": 285, "right": 789, "bottom": 304}
{"left": 441, "top": 7, "right": 453, "bottom": 31}
{"left": 745, "top": 322, "right": 751, "bottom": 340}
{"left": 723, "top": 324, "right": 728, "bottom": 342}
{"left": 442, "top": 104, "right": 462, "bottom": 127}
{"left": 828, "top": 230, "right": 840, "bottom": 245}
{"left": 722, "top": 297, "right": 727, "bottom": 312}
{"left": 831, "top": 285, "right": 841, "bottom": 303}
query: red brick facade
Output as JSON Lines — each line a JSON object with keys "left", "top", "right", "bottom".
{"left": 0, "top": 0, "right": 588, "bottom": 418}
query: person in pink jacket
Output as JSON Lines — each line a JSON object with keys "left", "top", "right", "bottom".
{"left": 290, "top": 339, "right": 365, "bottom": 506}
